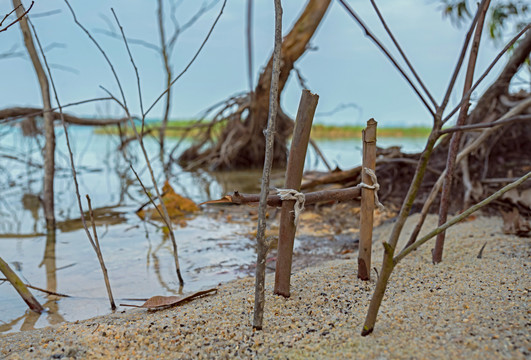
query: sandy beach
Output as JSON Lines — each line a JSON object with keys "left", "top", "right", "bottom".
{"left": 1, "top": 214, "right": 529, "bottom": 359}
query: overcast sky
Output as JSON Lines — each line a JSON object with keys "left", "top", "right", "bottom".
{"left": 1, "top": 0, "right": 511, "bottom": 127}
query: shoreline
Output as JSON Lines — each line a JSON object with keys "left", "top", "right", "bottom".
{"left": 1, "top": 214, "right": 529, "bottom": 359}
{"left": 92, "top": 122, "right": 432, "bottom": 140}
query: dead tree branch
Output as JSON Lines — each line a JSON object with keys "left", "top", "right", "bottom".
{"left": 0, "top": 106, "right": 128, "bottom": 126}
{"left": 434, "top": 0, "right": 490, "bottom": 264}
{"left": 0, "top": 1, "right": 33, "bottom": 33}
{"left": 253, "top": 0, "right": 282, "bottom": 331}
{"left": 29, "top": 17, "right": 117, "bottom": 310}
{"left": 337, "top": 0, "right": 435, "bottom": 115}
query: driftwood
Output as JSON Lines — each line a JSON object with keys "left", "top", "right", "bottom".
{"left": 0, "top": 107, "right": 128, "bottom": 126}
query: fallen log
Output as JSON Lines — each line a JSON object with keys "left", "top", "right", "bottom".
{"left": 0, "top": 107, "right": 128, "bottom": 126}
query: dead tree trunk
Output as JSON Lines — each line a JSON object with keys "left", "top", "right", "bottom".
{"left": 14, "top": 0, "right": 55, "bottom": 232}
{"left": 178, "top": 0, "right": 331, "bottom": 170}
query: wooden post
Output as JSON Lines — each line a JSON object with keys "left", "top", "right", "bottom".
{"left": 274, "top": 89, "right": 319, "bottom": 297}
{"left": 358, "top": 118, "right": 377, "bottom": 280}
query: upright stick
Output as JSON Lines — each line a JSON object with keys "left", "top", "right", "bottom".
{"left": 433, "top": 0, "right": 490, "bottom": 264}
{"left": 252, "top": 0, "right": 282, "bottom": 330}
{"left": 358, "top": 119, "right": 377, "bottom": 280}
{"left": 274, "top": 89, "right": 319, "bottom": 297}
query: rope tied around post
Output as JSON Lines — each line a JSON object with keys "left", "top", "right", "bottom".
{"left": 276, "top": 167, "right": 384, "bottom": 225}
{"left": 359, "top": 167, "right": 385, "bottom": 211}
{"left": 276, "top": 188, "right": 305, "bottom": 225}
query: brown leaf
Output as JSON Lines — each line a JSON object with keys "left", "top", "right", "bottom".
{"left": 120, "top": 288, "right": 217, "bottom": 309}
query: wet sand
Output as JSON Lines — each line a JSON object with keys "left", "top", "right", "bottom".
{"left": 1, "top": 214, "right": 529, "bottom": 359}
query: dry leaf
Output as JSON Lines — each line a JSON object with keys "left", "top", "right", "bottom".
{"left": 120, "top": 288, "right": 217, "bottom": 309}
{"left": 137, "top": 181, "right": 199, "bottom": 222}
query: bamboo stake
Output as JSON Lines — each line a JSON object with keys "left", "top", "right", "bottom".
{"left": 0, "top": 256, "right": 44, "bottom": 313}
{"left": 274, "top": 89, "right": 319, "bottom": 297}
{"left": 358, "top": 119, "right": 377, "bottom": 280}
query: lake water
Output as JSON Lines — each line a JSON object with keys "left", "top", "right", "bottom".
{"left": 0, "top": 125, "right": 426, "bottom": 333}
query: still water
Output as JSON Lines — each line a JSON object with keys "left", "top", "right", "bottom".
{"left": 0, "top": 125, "right": 426, "bottom": 333}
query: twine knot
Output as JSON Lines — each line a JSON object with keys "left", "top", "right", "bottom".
{"left": 359, "top": 167, "right": 385, "bottom": 211}
{"left": 276, "top": 188, "right": 305, "bottom": 225}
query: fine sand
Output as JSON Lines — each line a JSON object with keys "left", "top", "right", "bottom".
{"left": 1, "top": 214, "right": 529, "bottom": 359}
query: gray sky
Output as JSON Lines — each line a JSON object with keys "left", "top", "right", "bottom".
{"left": 1, "top": 0, "right": 511, "bottom": 126}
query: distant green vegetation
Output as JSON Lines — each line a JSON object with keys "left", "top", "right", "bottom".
{"left": 94, "top": 120, "right": 431, "bottom": 139}
{"left": 310, "top": 124, "right": 431, "bottom": 139}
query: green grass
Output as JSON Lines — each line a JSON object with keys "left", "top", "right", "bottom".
{"left": 94, "top": 120, "right": 431, "bottom": 139}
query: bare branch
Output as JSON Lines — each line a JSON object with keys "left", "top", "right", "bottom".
{"left": 369, "top": 0, "right": 437, "bottom": 108}
{"left": 434, "top": 0, "right": 491, "bottom": 264}
{"left": 253, "top": 0, "right": 282, "bottom": 331}
{"left": 111, "top": 9, "right": 144, "bottom": 115}
{"left": 336, "top": 0, "right": 435, "bottom": 116}
{"left": 0, "top": 105, "right": 127, "bottom": 126}
{"left": 64, "top": 0, "right": 128, "bottom": 109}
{"left": 395, "top": 171, "right": 531, "bottom": 263}
{"left": 144, "top": 0, "right": 227, "bottom": 118}
{"left": 28, "top": 17, "right": 116, "bottom": 310}
{"left": 0, "top": 1, "right": 33, "bottom": 33}
{"left": 443, "top": 24, "right": 531, "bottom": 123}
{"left": 110, "top": 7, "right": 184, "bottom": 285}
{"left": 440, "top": 114, "right": 531, "bottom": 134}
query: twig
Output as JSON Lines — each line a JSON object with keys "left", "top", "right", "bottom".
{"left": 477, "top": 242, "right": 487, "bottom": 259}
{"left": 369, "top": 0, "right": 437, "bottom": 108}
{"left": 144, "top": 0, "right": 227, "bottom": 118}
{"left": 308, "top": 138, "right": 332, "bottom": 171}
{"left": 130, "top": 165, "right": 166, "bottom": 220}
{"left": 86, "top": 195, "right": 116, "bottom": 309}
{"left": 434, "top": 0, "right": 491, "bottom": 264}
{"left": 64, "top": 0, "right": 128, "bottom": 107}
{"left": 439, "top": 114, "right": 531, "bottom": 134}
{"left": 0, "top": 278, "right": 71, "bottom": 297}
{"left": 0, "top": 1, "right": 33, "bottom": 33}
{"left": 110, "top": 9, "right": 184, "bottom": 285}
{"left": 0, "top": 256, "right": 44, "bottom": 313}
{"left": 360, "top": 2, "right": 488, "bottom": 336}
{"left": 404, "top": 97, "right": 531, "bottom": 250}
{"left": 442, "top": 24, "right": 531, "bottom": 123}
{"left": 253, "top": 0, "right": 282, "bottom": 331}
{"left": 111, "top": 9, "right": 144, "bottom": 116}
{"left": 29, "top": 18, "right": 116, "bottom": 311}
{"left": 372, "top": 267, "right": 379, "bottom": 282}
{"left": 395, "top": 172, "right": 531, "bottom": 263}
{"left": 336, "top": 0, "right": 434, "bottom": 116}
